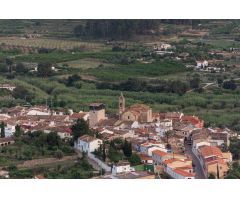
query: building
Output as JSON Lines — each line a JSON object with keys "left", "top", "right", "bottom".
{"left": 100, "top": 171, "right": 155, "bottom": 179}
{"left": 89, "top": 103, "right": 106, "bottom": 127}
{"left": 75, "top": 135, "right": 102, "bottom": 153}
{"left": 112, "top": 161, "right": 131, "bottom": 174}
{"left": 119, "top": 92, "right": 125, "bottom": 115}
{"left": 121, "top": 104, "right": 153, "bottom": 123}
{"left": 181, "top": 115, "right": 204, "bottom": 129}
{"left": 198, "top": 146, "right": 229, "bottom": 178}
{"left": 0, "top": 84, "right": 16, "bottom": 91}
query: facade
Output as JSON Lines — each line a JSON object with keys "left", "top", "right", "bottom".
{"left": 119, "top": 92, "right": 125, "bottom": 115}
{"left": 75, "top": 135, "right": 102, "bottom": 153}
{"left": 89, "top": 103, "right": 106, "bottom": 127}
{"left": 112, "top": 161, "right": 131, "bottom": 174}
{"left": 198, "top": 146, "right": 229, "bottom": 178}
{"left": 121, "top": 104, "right": 153, "bottom": 123}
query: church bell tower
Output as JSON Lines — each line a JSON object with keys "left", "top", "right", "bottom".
{"left": 119, "top": 92, "right": 125, "bottom": 115}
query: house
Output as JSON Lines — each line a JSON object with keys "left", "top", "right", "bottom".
{"left": 196, "top": 60, "right": 208, "bottom": 69}
{"left": 139, "top": 142, "right": 166, "bottom": 155}
{"left": 112, "top": 161, "right": 131, "bottom": 174}
{"left": 75, "top": 135, "right": 102, "bottom": 153}
{"left": 69, "top": 112, "right": 89, "bottom": 122}
{"left": 164, "top": 112, "right": 184, "bottom": 122}
{"left": 152, "top": 150, "right": 170, "bottom": 164}
{"left": 0, "top": 84, "right": 16, "bottom": 91}
{"left": 139, "top": 154, "right": 153, "bottom": 164}
{"left": 208, "top": 128, "right": 230, "bottom": 147}
{"left": 192, "top": 139, "right": 211, "bottom": 155}
{"left": 181, "top": 115, "right": 204, "bottom": 129}
{"left": 198, "top": 146, "right": 229, "bottom": 178}
{"left": 153, "top": 43, "right": 172, "bottom": 51}
{"left": 163, "top": 158, "right": 194, "bottom": 179}
{"left": 170, "top": 168, "right": 195, "bottom": 179}
{"left": 100, "top": 171, "right": 155, "bottom": 179}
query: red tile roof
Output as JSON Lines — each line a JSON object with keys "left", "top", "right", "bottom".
{"left": 152, "top": 150, "right": 167, "bottom": 157}
{"left": 200, "top": 146, "right": 223, "bottom": 158}
{"left": 173, "top": 169, "right": 195, "bottom": 177}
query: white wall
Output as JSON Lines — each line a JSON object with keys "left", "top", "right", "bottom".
{"left": 112, "top": 164, "right": 131, "bottom": 174}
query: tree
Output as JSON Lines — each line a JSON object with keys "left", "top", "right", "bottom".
{"left": 66, "top": 74, "right": 81, "bottom": 87}
{"left": 12, "top": 86, "right": 34, "bottom": 102}
{"left": 37, "top": 62, "right": 53, "bottom": 77}
{"left": 102, "top": 142, "right": 106, "bottom": 162}
{"left": 15, "top": 63, "right": 28, "bottom": 73}
{"left": 164, "top": 130, "right": 174, "bottom": 144}
{"left": 222, "top": 80, "right": 237, "bottom": 90}
{"left": 122, "top": 139, "right": 132, "bottom": 157}
{"left": 208, "top": 173, "right": 216, "bottom": 179}
{"left": 189, "top": 76, "right": 200, "bottom": 89}
{"left": 0, "top": 122, "right": 5, "bottom": 138}
{"left": 71, "top": 118, "right": 91, "bottom": 141}
{"left": 5, "top": 58, "right": 13, "bottom": 73}
{"left": 14, "top": 124, "right": 22, "bottom": 137}
{"left": 54, "top": 149, "right": 64, "bottom": 159}
{"left": 128, "top": 153, "right": 141, "bottom": 166}
{"left": 47, "top": 132, "right": 61, "bottom": 147}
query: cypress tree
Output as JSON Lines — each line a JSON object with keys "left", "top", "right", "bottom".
{"left": 0, "top": 122, "right": 5, "bottom": 138}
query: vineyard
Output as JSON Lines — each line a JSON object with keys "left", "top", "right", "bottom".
{"left": 0, "top": 36, "right": 106, "bottom": 51}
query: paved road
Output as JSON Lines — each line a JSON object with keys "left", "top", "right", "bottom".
{"left": 185, "top": 144, "right": 206, "bottom": 179}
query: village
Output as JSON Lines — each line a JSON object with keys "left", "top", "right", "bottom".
{"left": 0, "top": 92, "right": 235, "bottom": 179}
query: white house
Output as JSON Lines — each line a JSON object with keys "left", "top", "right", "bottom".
{"left": 196, "top": 60, "right": 208, "bottom": 69}
{"left": 0, "top": 84, "right": 16, "bottom": 91}
{"left": 192, "top": 139, "right": 211, "bottom": 155}
{"left": 5, "top": 127, "right": 15, "bottom": 137}
{"left": 112, "top": 161, "right": 131, "bottom": 174}
{"left": 75, "top": 135, "right": 102, "bottom": 153}
{"left": 167, "top": 167, "right": 195, "bottom": 179}
{"left": 147, "top": 146, "right": 168, "bottom": 157}
{"left": 152, "top": 150, "right": 170, "bottom": 165}
{"left": 27, "top": 110, "right": 50, "bottom": 116}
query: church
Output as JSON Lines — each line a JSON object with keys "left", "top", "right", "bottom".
{"left": 118, "top": 93, "right": 153, "bottom": 123}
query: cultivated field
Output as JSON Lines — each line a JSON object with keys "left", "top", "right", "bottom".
{"left": 0, "top": 36, "right": 106, "bottom": 51}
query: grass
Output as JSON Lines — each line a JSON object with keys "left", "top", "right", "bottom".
{"left": 134, "top": 164, "right": 145, "bottom": 171}
{"left": 88, "top": 60, "right": 187, "bottom": 81}
{"left": 59, "top": 58, "right": 113, "bottom": 69}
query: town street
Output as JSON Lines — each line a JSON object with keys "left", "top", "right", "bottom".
{"left": 185, "top": 144, "right": 206, "bottom": 179}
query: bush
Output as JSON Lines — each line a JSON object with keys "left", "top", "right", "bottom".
{"left": 54, "top": 150, "right": 64, "bottom": 159}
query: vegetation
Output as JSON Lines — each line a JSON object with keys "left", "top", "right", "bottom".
{"left": 0, "top": 131, "right": 75, "bottom": 166}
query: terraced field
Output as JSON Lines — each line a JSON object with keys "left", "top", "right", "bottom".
{"left": 0, "top": 36, "right": 106, "bottom": 51}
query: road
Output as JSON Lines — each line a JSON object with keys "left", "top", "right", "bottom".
{"left": 75, "top": 150, "right": 101, "bottom": 171}
{"left": 186, "top": 77, "right": 240, "bottom": 93}
{"left": 185, "top": 144, "right": 207, "bottom": 179}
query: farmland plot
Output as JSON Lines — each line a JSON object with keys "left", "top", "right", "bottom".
{"left": 0, "top": 37, "right": 106, "bottom": 51}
